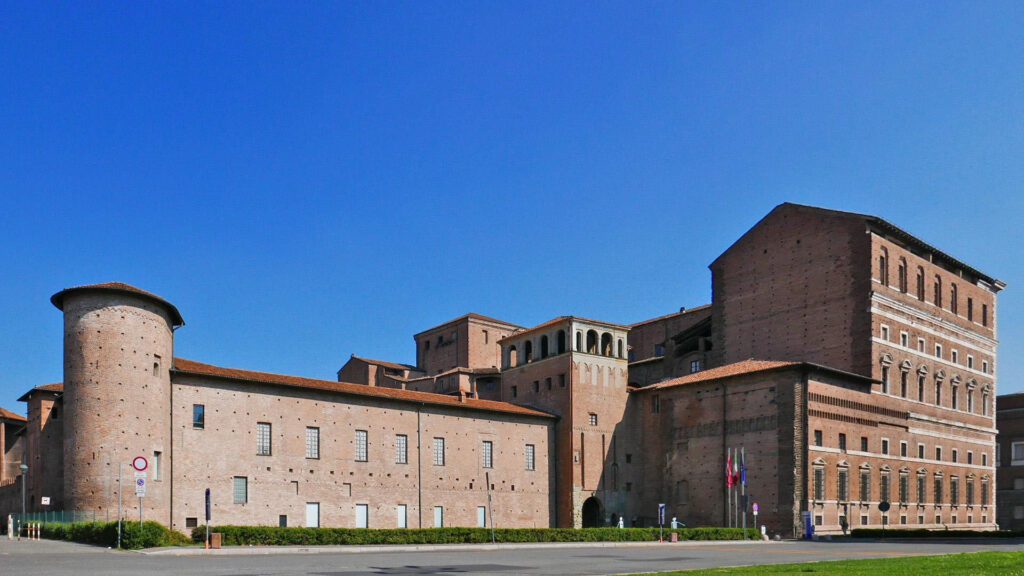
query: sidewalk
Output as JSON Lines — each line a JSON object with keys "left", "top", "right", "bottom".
{"left": 143, "top": 538, "right": 776, "bottom": 556}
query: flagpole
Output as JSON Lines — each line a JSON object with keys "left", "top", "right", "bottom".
{"left": 741, "top": 446, "right": 747, "bottom": 536}
{"left": 725, "top": 447, "right": 731, "bottom": 527}
{"left": 733, "top": 448, "right": 738, "bottom": 529}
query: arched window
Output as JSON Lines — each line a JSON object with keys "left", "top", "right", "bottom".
{"left": 950, "top": 284, "right": 958, "bottom": 315}
{"left": 508, "top": 346, "right": 517, "bottom": 368}
{"left": 898, "top": 258, "right": 908, "bottom": 292}
{"left": 524, "top": 340, "right": 533, "bottom": 363}
{"left": 600, "top": 333, "right": 612, "bottom": 356}
{"left": 586, "top": 330, "right": 598, "bottom": 354}
{"left": 617, "top": 339, "right": 624, "bottom": 359}
{"left": 916, "top": 267, "right": 925, "bottom": 300}
{"left": 540, "top": 335, "right": 549, "bottom": 359}
{"left": 878, "top": 248, "right": 889, "bottom": 286}
{"left": 557, "top": 330, "right": 566, "bottom": 354}
{"left": 576, "top": 331, "right": 582, "bottom": 352}
{"left": 934, "top": 275, "right": 943, "bottom": 308}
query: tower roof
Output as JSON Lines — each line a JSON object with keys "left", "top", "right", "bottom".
{"left": 51, "top": 282, "right": 184, "bottom": 326}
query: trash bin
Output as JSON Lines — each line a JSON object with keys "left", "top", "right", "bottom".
{"left": 670, "top": 532, "right": 678, "bottom": 543}
{"left": 211, "top": 533, "right": 222, "bottom": 549}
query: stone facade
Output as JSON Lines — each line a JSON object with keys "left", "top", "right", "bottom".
{"left": 0, "top": 203, "right": 1005, "bottom": 536}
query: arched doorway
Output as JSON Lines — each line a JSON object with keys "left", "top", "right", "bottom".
{"left": 581, "top": 497, "right": 602, "bottom": 528}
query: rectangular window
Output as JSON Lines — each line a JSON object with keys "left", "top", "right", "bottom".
{"left": 233, "top": 476, "right": 248, "bottom": 504}
{"left": 936, "top": 447, "right": 942, "bottom": 461}
{"left": 192, "top": 404, "right": 205, "bottom": 429}
{"left": 838, "top": 468, "right": 849, "bottom": 501}
{"left": 355, "top": 430, "right": 368, "bottom": 462}
{"left": 525, "top": 444, "right": 536, "bottom": 471}
{"left": 482, "top": 440, "right": 493, "bottom": 468}
{"left": 395, "top": 434, "right": 408, "bottom": 464}
{"left": 860, "top": 470, "right": 870, "bottom": 501}
{"left": 511, "top": 385, "right": 517, "bottom": 398}
{"left": 690, "top": 360, "right": 701, "bottom": 373}
{"left": 982, "top": 360, "right": 989, "bottom": 374}
{"left": 982, "top": 304, "right": 988, "bottom": 327}
{"left": 306, "top": 427, "right": 320, "bottom": 459}
{"left": 918, "top": 376, "right": 925, "bottom": 402}
{"left": 654, "top": 344, "right": 664, "bottom": 356}
{"left": 814, "top": 430, "right": 822, "bottom": 447}
{"left": 881, "top": 366, "right": 889, "bottom": 394}
{"left": 881, "top": 438, "right": 889, "bottom": 455}
{"left": 935, "top": 344, "right": 942, "bottom": 359}
{"left": 951, "top": 477, "right": 959, "bottom": 506}
{"left": 967, "top": 356, "right": 974, "bottom": 369}
{"left": 257, "top": 422, "right": 272, "bottom": 456}
{"left": 532, "top": 381, "right": 539, "bottom": 393}
{"left": 589, "top": 413, "right": 598, "bottom": 426}
{"left": 433, "top": 506, "right": 444, "bottom": 528}
{"left": 982, "top": 481, "right": 989, "bottom": 506}
{"left": 153, "top": 451, "right": 162, "bottom": 481}
{"left": 433, "top": 437, "right": 445, "bottom": 466}
{"left": 559, "top": 374, "right": 566, "bottom": 388}
{"left": 477, "top": 506, "right": 487, "bottom": 528}
{"left": 545, "top": 377, "right": 552, "bottom": 390}
{"left": 900, "top": 371, "right": 908, "bottom": 397}
{"left": 279, "top": 515, "right": 287, "bottom": 527}
{"left": 880, "top": 325, "right": 890, "bottom": 341}
{"left": 918, "top": 444, "right": 925, "bottom": 459}
{"left": 917, "top": 474, "right": 926, "bottom": 504}
{"left": 899, "top": 473, "right": 909, "bottom": 503}
{"left": 900, "top": 332, "right": 908, "bottom": 347}
{"left": 967, "top": 480, "right": 975, "bottom": 506}
{"left": 813, "top": 467, "right": 825, "bottom": 500}
{"left": 1011, "top": 442, "right": 1024, "bottom": 465}
{"left": 838, "top": 433, "right": 846, "bottom": 451}
{"left": 952, "top": 449, "right": 958, "bottom": 463}
{"left": 952, "top": 350, "right": 959, "bottom": 364}
{"left": 396, "top": 504, "right": 407, "bottom": 528}
{"left": 900, "top": 442, "right": 907, "bottom": 458}
{"left": 968, "top": 298, "right": 974, "bottom": 321}
{"left": 918, "top": 338, "right": 926, "bottom": 352}
{"left": 881, "top": 473, "right": 890, "bottom": 502}
{"left": 861, "top": 436, "right": 869, "bottom": 452}
{"left": 935, "top": 477, "right": 943, "bottom": 504}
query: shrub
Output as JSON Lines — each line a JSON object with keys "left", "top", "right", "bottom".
{"left": 850, "top": 528, "right": 1024, "bottom": 539}
{"left": 189, "top": 525, "right": 759, "bottom": 546}
{"left": 41, "top": 521, "right": 191, "bottom": 549}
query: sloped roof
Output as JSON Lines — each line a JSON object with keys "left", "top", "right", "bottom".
{"left": 172, "top": 357, "right": 554, "bottom": 419}
{"left": 51, "top": 282, "right": 185, "bottom": 326}
{"left": 414, "top": 313, "right": 523, "bottom": 337}
{"left": 499, "top": 316, "right": 630, "bottom": 343}
{"left": 17, "top": 383, "right": 64, "bottom": 402}
{"left": 348, "top": 355, "right": 418, "bottom": 372}
{"left": 630, "top": 304, "right": 711, "bottom": 328}
{"left": 0, "top": 407, "right": 26, "bottom": 422}
{"left": 638, "top": 359, "right": 876, "bottom": 392}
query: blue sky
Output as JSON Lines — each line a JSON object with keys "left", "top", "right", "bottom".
{"left": 1, "top": 2, "right": 1022, "bottom": 413}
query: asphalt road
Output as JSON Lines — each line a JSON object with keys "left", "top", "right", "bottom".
{"left": 2, "top": 537, "right": 1024, "bottom": 575}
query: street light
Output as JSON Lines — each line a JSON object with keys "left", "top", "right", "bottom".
{"left": 19, "top": 464, "right": 28, "bottom": 518}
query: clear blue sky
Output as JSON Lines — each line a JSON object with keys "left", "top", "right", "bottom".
{"left": 2, "top": 3, "right": 1022, "bottom": 414}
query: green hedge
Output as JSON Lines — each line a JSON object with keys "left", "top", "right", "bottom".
{"left": 41, "top": 521, "right": 191, "bottom": 549}
{"left": 851, "top": 528, "right": 1024, "bottom": 538}
{"left": 190, "top": 526, "right": 759, "bottom": 546}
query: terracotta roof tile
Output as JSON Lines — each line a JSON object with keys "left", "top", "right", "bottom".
{"left": 643, "top": 360, "right": 802, "bottom": 391}
{"left": 499, "top": 316, "right": 629, "bottom": 343}
{"left": 0, "top": 407, "right": 26, "bottom": 422}
{"left": 172, "top": 358, "right": 554, "bottom": 419}
{"left": 51, "top": 282, "right": 184, "bottom": 326}
{"left": 348, "top": 355, "right": 418, "bottom": 372}
{"left": 17, "top": 382, "right": 64, "bottom": 402}
{"left": 414, "top": 313, "right": 523, "bottom": 337}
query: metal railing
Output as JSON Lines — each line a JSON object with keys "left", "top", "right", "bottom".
{"left": 10, "top": 510, "right": 97, "bottom": 525}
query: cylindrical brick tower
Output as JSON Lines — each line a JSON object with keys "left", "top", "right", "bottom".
{"left": 51, "top": 282, "right": 184, "bottom": 526}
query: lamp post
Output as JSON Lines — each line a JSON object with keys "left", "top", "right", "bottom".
{"left": 19, "top": 464, "right": 28, "bottom": 518}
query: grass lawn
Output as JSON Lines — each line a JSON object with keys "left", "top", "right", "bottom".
{"left": 626, "top": 550, "right": 1024, "bottom": 575}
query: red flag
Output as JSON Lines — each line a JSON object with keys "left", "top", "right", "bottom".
{"left": 726, "top": 450, "right": 734, "bottom": 488}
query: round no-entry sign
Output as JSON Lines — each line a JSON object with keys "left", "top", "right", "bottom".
{"left": 752, "top": 502, "right": 759, "bottom": 514}
{"left": 132, "top": 456, "right": 148, "bottom": 472}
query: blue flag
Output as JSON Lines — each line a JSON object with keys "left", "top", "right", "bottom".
{"left": 740, "top": 452, "right": 746, "bottom": 486}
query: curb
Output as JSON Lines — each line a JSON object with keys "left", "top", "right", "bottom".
{"left": 142, "top": 539, "right": 778, "bottom": 556}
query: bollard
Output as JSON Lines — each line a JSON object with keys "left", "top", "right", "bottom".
{"left": 16, "top": 519, "right": 21, "bottom": 541}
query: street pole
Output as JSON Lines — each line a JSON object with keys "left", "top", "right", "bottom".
{"left": 485, "top": 472, "right": 495, "bottom": 544}
{"left": 117, "top": 463, "right": 123, "bottom": 549}
{"left": 20, "top": 464, "right": 28, "bottom": 518}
